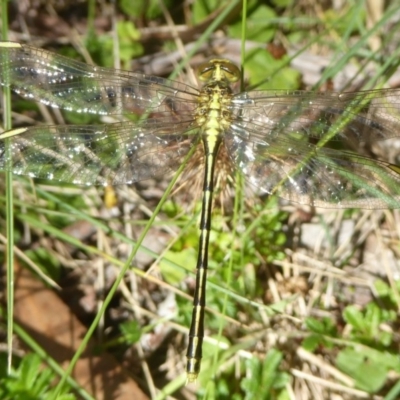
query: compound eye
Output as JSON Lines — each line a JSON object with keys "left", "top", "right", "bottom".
{"left": 220, "top": 61, "right": 240, "bottom": 83}
{"left": 197, "top": 61, "right": 215, "bottom": 82}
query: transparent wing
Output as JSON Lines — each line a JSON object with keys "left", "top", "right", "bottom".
{"left": 0, "top": 42, "right": 198, "bottom": 118}
{"left": 226, "top": 89, "right": 400, "bottom": 209}
{"left": 0, "top": 120, "right": 197, "bottom": 185}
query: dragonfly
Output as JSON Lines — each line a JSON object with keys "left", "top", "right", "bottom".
{"left": 1, "top": 41, "right": 400, "bottom": 382}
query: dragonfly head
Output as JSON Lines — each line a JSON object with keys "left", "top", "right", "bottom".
{"left": 197, "top": 59, "right": 240, "bottom": 85}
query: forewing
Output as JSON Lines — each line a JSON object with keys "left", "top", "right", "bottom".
{"left": 0, "top": 120, "right": 197, "bottom": 185}
{"left": 0, "top": 42, "right": 198, "bottom": 118}
{"left": 226, "top": 88, "right": 400, "bottom": 209}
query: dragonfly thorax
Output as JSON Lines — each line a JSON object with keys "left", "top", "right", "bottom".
{"left": 194, "top": 59, "right": 239, "bottom": 137}
{"left": 195, "top": 81, "right": 234, "bottom": 138}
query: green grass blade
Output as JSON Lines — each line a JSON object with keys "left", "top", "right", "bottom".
{"left": 1, "top": 0, "right": 14, "bottom": 376}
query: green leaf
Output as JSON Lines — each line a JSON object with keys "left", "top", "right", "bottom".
{"left": 119, "top": 0, "right": 145, "bottom": 18}
{"left": 343, "top": 303, "right": 396, "bottom": 345}
{"left": 19, "top": 354, "right": 41, "bottom": 392}
{"left": 119, "top": 321, "right": 142, "bottom": 344}
{"left": 305, "top": 317, "right": 336, "bottom": 335}
{"left": 192, "top": 0, "right": 221, "bottom": 24}
{"left": 302, "top": 335, "right": 323, "bottom": 352}
{"left": 160, "top": 248, "right": 196, "bottom": 285}
{"left": 240, "top": 350, "right": 289, "bottom": 399}
{"left": 117, "top": 21, "right": 144, "bottom": 67}
{"left": 336, "top": 348, "right": 389, "bottom": 393}
{"left": 373, "top": 279, "right": 400, "bottom": 308}
{"left": 0, "top": 354, "right": 76, "bottom": 399}
{"left": 272, "top": 0, "right": 294, "bottom": 7}
{"left": 229, "top": 5, "right": 277, "bottom": 43}
{"left": 243, "top": 48, "right": 300, "bottom": 90}
{"left": 261, "top": 349, "right": 285, "bottom": 390}
{"left": 343, "top": 305, "right": 365, "bottom": 331}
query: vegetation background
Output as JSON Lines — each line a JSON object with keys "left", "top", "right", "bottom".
{"left": 0, "top": 0, "right": 400, "bottom": 399}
